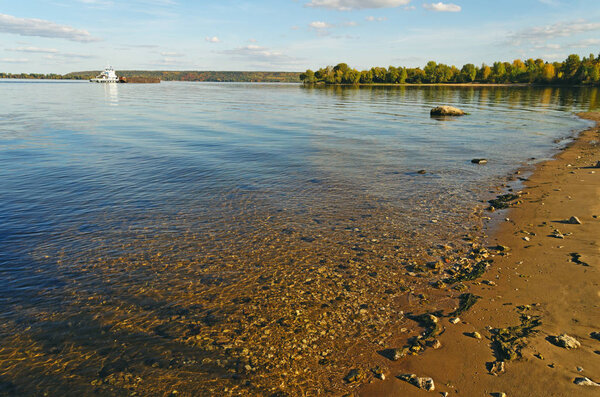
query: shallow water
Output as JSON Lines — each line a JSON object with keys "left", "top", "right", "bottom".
{"left": 0, "top": 81, "right": 598, "bottom": 395}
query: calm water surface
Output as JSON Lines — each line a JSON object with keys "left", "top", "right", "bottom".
{"left": 0, "top": 81, "right": 598, "bottom": 395}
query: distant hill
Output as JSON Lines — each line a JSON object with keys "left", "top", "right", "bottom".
{"left": 64, "top": 70, "right": 302, "bottom": 82}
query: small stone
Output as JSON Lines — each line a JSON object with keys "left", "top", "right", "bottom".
{"left": 594, "top": 161, "right": 600, "bottom": 168}
{"left": 574, "top": 377, "right": 600, "bottom": 387}
{"left": 567, "top": 216, "right": 582, "bottom": 225}
{"left": 468, "top": 331, "right": 482, "bottom": 340}
{"left": 398, "top": 374, "right": 435, "bottom": 391}
{"left": 551, "top": 229, "right": 564, "bottom": 239}
{"left": 449, "top": 317, "right": 460, "bottom": 324}
{"left": 487, "top": 361, "right": 505, "bottom": 376}
{"left": 591, "top": 331, "right": 600, "bottom": 341}
{"left": 420, "top": 377, "right": 435, "bottom": 391}
{"left": 482, "top": 280, "right": 496, "bottom": 286}
{"left": 344, "top": 368, "right": 366, "bottom": 384}
{"left": 471, "top": 158, "right": 488, "bottom": 164}
{"left": 381, "top": 348, "right": 407, "bottom": 361}
{"left": 492, "top": 393, "right": 507, "bottom": 397}
{"left": 552, "top": 334, "right": 581, "bottom": 349}
{"left": 495, "top": 245, "right": 510, "bottom": 252}
{"left": 417, "top": 170, "right": 427, "bottom": 174}
{"left": 523, "top": 236, "right": 530, "bottom": 242}
{"left": 577, "top": 366, "right": 584, "bottom": 372}
{"left": 426, "top": 339, "right": 442, "bottom": 349}
{"left": 372, "top": 366, "right": 386, "bottom": 380}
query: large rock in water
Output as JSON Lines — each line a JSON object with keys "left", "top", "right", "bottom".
{"left": 430, "top": 106, "right": 465, "bottom": 116}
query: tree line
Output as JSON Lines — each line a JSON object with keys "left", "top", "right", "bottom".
{"left": 0, "top": 71, "right": 301, "bottom": 83}
{"left": 300, "top": 54, "right": 600, "bottom": 85}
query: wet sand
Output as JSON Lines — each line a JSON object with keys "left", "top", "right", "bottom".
{"left": 360, "top": 112, "right": 600, "bottom": 396}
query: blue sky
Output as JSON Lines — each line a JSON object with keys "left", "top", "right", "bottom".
{"left": 1, "top": 0, "right": 599, "bottom": 73}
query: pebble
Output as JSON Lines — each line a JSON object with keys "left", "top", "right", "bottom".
{"left": 344, "top": 368, "right": 366, "bottom": 384}
{"left": 382, "top": 348, "right": 407, "bottom": 361}
{"left": 426, "top": 339, "right": 442, "bottom": 349}
{"left": 398, "top": 374, "right": 435, "bottom": 391}
{"left": 552, "top": 334, "right": 581, "bottom": 349}
{"left": 574, "top": 377, "right": 600, "bottom": 387}
{"left": 523, "top": 236, "right": 530, "bottom": 242}
{"left": 488, "top": 361, "right": 505, "bottom": 376}
{"left": 471, "top": 158, "right": 488, "bottom": 164}
{"left": 449, "top": 317, "right": 460, "bottom": 324}
{"left": 467, "top": 331, "right": 482, "bottom": 340}
{"left": 591, "top": 331, "right": 600, "bottom": 341}
{"left": 567, "top": 216, "right": 582, "bottom": 225}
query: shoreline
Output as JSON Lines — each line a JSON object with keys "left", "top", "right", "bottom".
{"left": 360, "top": 111, "right": 600, "bottom": 396}
{"left": 303, "top": 83, "right": 598, "bottom": 88}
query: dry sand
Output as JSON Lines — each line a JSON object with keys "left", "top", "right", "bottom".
{"left": 360, "top": 112, "right": 600, "bottom": 397}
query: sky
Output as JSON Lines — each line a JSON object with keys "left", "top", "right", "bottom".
{"left": 0, "top": 0, "right": 599, "bottom": 73}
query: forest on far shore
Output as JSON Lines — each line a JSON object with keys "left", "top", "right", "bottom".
{"left": 0, "top": 70, "right": 300, "bottom": 83}
{"left": 300, "top": 54, "right": 600, "bottom": 85}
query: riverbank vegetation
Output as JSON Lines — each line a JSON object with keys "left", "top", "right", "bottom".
{"left": 300, "top": 54, "right": 600, "bottom": 85}
{"left": 0, "top": 70, "right": 300, "bottom": 83}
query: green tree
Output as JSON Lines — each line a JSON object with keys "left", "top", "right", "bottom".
{"left": 300, "top": 69, "right": 315, "bottom": 83}
{"left": 562, "top": 54, "right": 581, "bottom": 81}
{"left": 360, "top": 70, "right": 373, "bottom": 84}
{"left": 460, "top": 63, "right": 477, "bottom": 82}
{"left": 424, "top": 61, "right": 437, "bottom": 83}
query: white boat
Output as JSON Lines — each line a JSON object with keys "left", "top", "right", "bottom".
{"left": 90, "top": 66, "right": 119, "bottom": 83}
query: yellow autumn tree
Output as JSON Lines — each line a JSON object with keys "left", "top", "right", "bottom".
{"left": 542, "top": 63, "right": 556, "bottom": 82}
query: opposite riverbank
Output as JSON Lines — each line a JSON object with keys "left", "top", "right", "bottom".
{"left": 360, "top": 112, "right": 600, "bottom": 396}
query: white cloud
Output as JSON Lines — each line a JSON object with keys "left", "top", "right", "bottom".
{"left": 305, "top": 0, "right": 410, "bottom": 11}
{"left": 365, "top": 16, "right": 387, "bottom": 22}
{"left": 76, "top": 0, "right": 115, "bottom": 7}
{"left": 423, "top": 2, "right": 461, "bottom": 12}
{"left": 534, "top": 43, "right": 562, "bottom": 50}
{"left": 309, "top": 21, "right": 333, "bottom": 29}
{"left": 515, "top": 20, "right": 600, "bottom": 41}
{"left": 8, "top": 46, "right": 58, "bottom": 54}
{"left": 221, "top": 45, "right": 297, "bottom": 66}
{"left": 44, "top": 52, "right": 94, "bottom": 60}
{"left": 0, "top": 13, "right": 100, "bottom": 42}
{"left": 205, "top": 36, "right": 220, "bottom": 43}
{"left": 160, "top": 51, "right": 184, "bottom": 57}
{"left": 153, "top": 56, "right": 182, "bottom": 66}
{"left": 571, "top": 38, "right": 600, "bottom": 48}
{"left": 0, "top": 57, "right": 29, "bottom": 63}
{"left": 343, "top": 21, "right": 358, "bottom": 26}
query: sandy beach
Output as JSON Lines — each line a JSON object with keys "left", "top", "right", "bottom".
{"left": 360, "top": 112, "right": 600, "bottom": 396}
